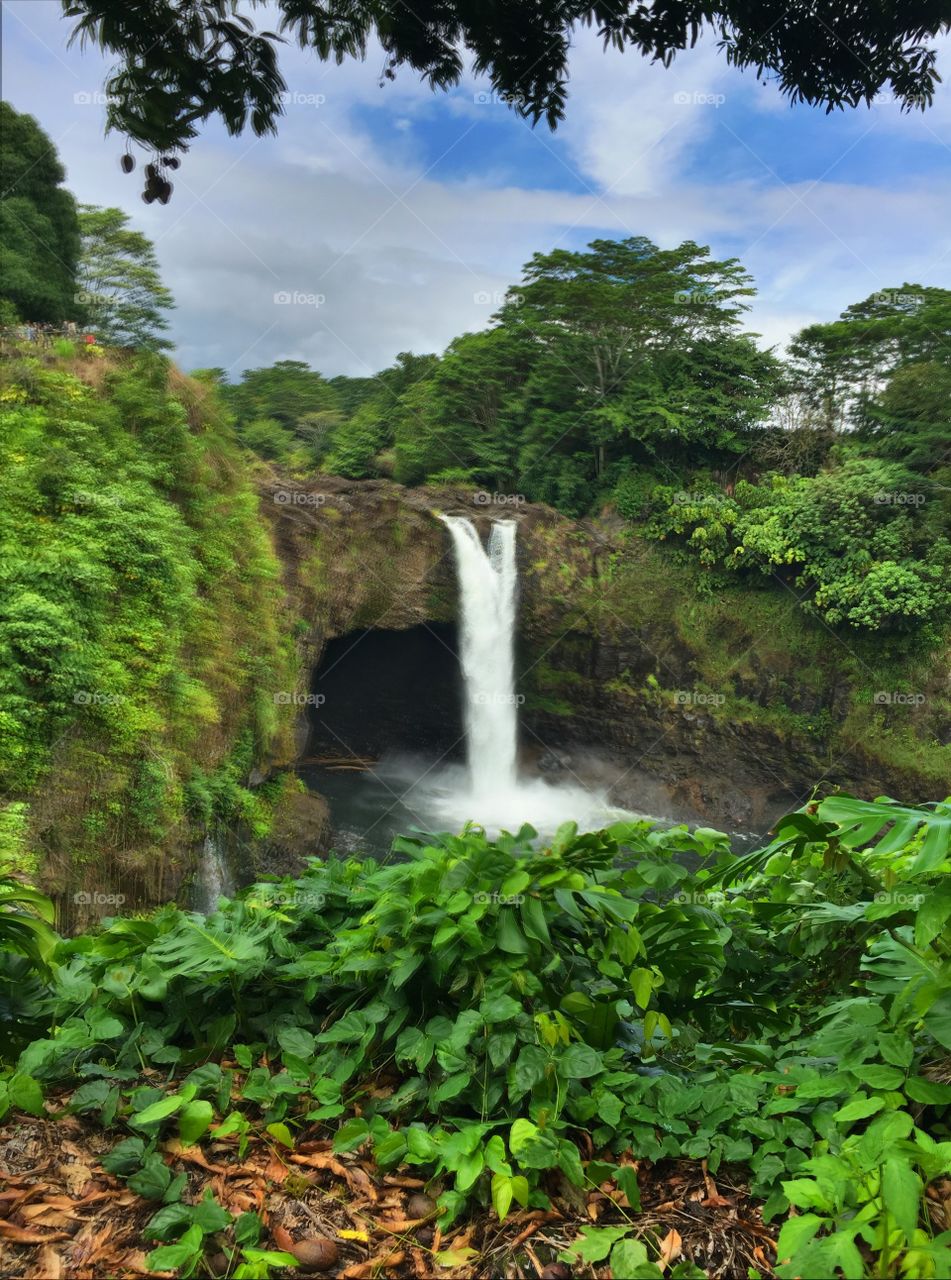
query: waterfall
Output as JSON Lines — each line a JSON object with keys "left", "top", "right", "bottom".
{"left": 194, "top": 830, "right": 235, "bottom": 913}
{"left": 440, "top": 517, "right": 519, "bottom": 799}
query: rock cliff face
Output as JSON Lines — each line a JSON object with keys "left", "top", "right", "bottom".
{"left": 259, "top": 475, "right": 951, "bottom": 836}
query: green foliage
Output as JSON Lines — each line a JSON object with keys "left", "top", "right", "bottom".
{"left": 327, "top": 238, "right": 780, "bottom": 513}
{"left": 0, "top": 802, "right": 34, "bottom": 875}
{"left": 0, "top": 874, "right": 56, "bottom": 977}
{"left": 789, "top": 286, "right": 951, "bottom": 440}
{"left": 220, "top": 360, "right": 342, "bottom": 469}
{"left": 325, "top": 397, "right": 389, "bottom": 478}
{"left": 76, "top": 205, "right": 174, "bottom": 350}
{"left": 0, "top": 350, "right": 294, "bottom": 878}
{"left": 644, "top": 458, "right": 951, "bottom": 633}
{"left": 0, "top": 102, "right": 80, "bottom": 324}
{"left": 866, "top": 361, "right": 951, "bottom": 473}
{"left": 326, "top": 351, "right": 439, "bottom": 479}
{"left": 6, "top": 796, "right": 951, "bottom": 1276}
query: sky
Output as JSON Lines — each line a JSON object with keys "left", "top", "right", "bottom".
{"left": 3, "top": 1, "right": 951, "bottom": 379}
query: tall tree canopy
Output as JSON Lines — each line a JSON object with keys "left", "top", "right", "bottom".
{"left": 77, "top": 205, "right": 175, "bottom": 349}
{"left": 221, "top": 359, "right": 344, "bottom": 466}
{"left": 322, "top": 236, "right": 780, "bottom": 511}
{"left": 62, "top": 1, "right": 949, "bottom": 197}
{"left": 788, "top": 286, "right": 951, "bottom": 469}
{"left": 0, "top": 102, "right": 80, "bottom": 324}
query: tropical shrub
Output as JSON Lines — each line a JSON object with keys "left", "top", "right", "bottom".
{"left": 3, "top": 796, "right": 951, "bottom": 1276}
{"left": 644, "top": 459, "right": 951, "bottom": 633}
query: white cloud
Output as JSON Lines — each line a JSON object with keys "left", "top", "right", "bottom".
{"left": 2, "top": 1, "right": 949, "bottom": 374}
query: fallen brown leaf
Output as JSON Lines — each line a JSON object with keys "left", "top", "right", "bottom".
{"left": 0, "top": 1222, "right": 71, "bottom": 1244}
{"left": 37, "top": 1244, "right": 64, "bottom": 1278}
{"left": 61, "top": 1163, "right": 95, "bottom": 1196}
{"left": 658, "top": 1228, "right": 683, "bottom": 1267}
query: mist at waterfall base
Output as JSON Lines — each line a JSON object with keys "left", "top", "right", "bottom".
{"left": 307, "top": 516, "right": 635, "bottom": 853}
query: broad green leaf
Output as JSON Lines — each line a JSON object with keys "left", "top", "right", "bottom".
{"left": 630, "top": 967, "right": 654, "bottom": 1010}
{"left": 146, "top": 1224, "right": 204, "bottom": 1272}
{"left": 833, "top": 1095, "right": 886, "bottom": 1123}
{"left": 881, "top": 1157, "right": 922, "bottom": 1239}
{"left": 8, "top": 1073, "right": 44, "bottom": 1117}
{"left": 374, "top": 1131, "right": 408, "bottom": 1168}
{"left": 558, "top": 1043, "right": 603, "bottom": 1079}
{"left": 178, "top": 1100, "right": 214, "bottom": 1146}
{"left": 192, "top": 1191, "right": 232, "bottom": 1233}
{"left": 775, "top": 1212, "right": 823, "bottom": 1256}
{"left": 481, "top": 994, "right": 522, "bottom": 1023}
{"left": 131, "top": 1094, "right": 186, "bottom": 1128}
{"left": 614, "top": 1165, "right": 642, "bottom": 1211}
{"left": 565, "top": 1225, "right": 631, "bottom": 1263}
{"left": 266, "top": 1122, "right": 295, "bottom": 1149}
{"left": 496, "top": 909, "right": 529, "bottom": 954}
{"left": 513, "top": 1044, "right": 548, "bottom": 1094}
{"left": 520, "top": 895, "right": 551, "bottom": 944}
{"left": 333, "top": 1117, "right": 369, "bottom": 1152}
{"left": 455, "top": 1149, "right": 484, "bottom": 1192}
{"left": 491, "top": 1173, "right": 513, "bottom": 1220}
{"left": 128, "top": 1154, "right": 173, "bottom": 1200}
{"left": 855, "top": 1065, "right": 905, "bottom": 1090}
{"left": 610, "top": 1238, "right": 658, "bottom": 1279}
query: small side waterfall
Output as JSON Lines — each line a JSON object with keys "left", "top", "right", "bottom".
{"left": 440, "top": 517, "right": 519, "bottom": 799}
{"left": 194, "top": 830, "right": 235, "bottom": 914}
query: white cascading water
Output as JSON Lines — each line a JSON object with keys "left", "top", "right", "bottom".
{"left": 440, "top": 517, "right": 518, "bottom": 798}
{"left": 429, "top": 515, "right": 628, "bottom": 835}
{"left": 194, "top": 831, "right": 235, "bottom": 913}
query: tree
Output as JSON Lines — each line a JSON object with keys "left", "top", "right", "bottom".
{"left": 325, "top": 351, "right": 440, "bottom": 477}
{"left": 393, "top": 328, "right": 527, "bottom": 486}
{"left": 496, "top": 236, "right": 774, "bottom": 507}
{"left": 0, "top": 102, "right": 80, "bottom": 323}
{"left": 221, "top": 360, "right": 342, "bottom": 465}
{"left": 865, "top": 362, "right": 951, "bottom": 473}
{"left": 62, "top": 2, "right": 948, "bottom": 197}
{"left": 788, "top": 286, "right": 951, "bottom": 457}
{"left": 77, "top": 204, "right": 174, "bottom": 349}
{"left": 325, "top": 399, "right": 389, "bottom": 477}
{"left": 224, "top": 360, "right": 339, "bottom": 431}
{"left": 646, "top": 457, "right": 951, "bottom": 633}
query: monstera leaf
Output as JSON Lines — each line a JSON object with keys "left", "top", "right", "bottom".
{"left": 0, "top": 876, "right": 58, "bottom": 977}
{"left": 148, "top": 919, "right": 270, "bottom": 980}
{"left": 710, "top": 795, "right": 951, "bottom": 888}
{"left": 816, "top": 795, "right": 951, "bottom": 876}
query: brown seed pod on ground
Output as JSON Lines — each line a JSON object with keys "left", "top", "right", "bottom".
{"left": 407, "top": 1192, "right": 436, "bottom": 1219}
{"left": 289, "top": 1237, "right": 339, "bottom": 1272}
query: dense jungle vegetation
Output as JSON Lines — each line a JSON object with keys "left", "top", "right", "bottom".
{"left": 2, "top": 797, "right": 951, "bottom": 1277}
{"left": 2, "top": 101, "right": 951, "bottom": 1280}
{"left": 217, "top": 253, "right": 951, "bottom": 639}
